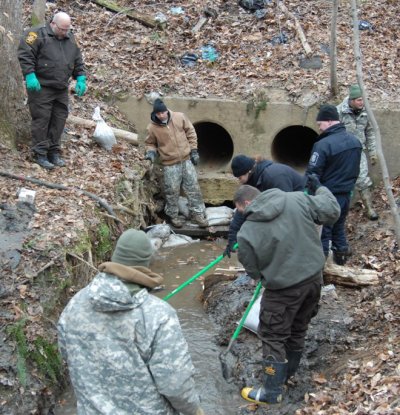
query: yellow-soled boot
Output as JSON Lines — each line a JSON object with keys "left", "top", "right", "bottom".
{"left": 241, "top": 359, "right": 287, "bottom": 405}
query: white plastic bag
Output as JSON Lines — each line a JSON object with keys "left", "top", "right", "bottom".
{"left": 205, "top": 206, "right": 234, "bottom": 226}
{"left": 92, "top": 106, "right": 117, "bottom": 151}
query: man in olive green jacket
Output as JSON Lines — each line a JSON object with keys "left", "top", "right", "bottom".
{"left": 145, "top": 99, "right": 207, "bottom": 228}
{"left": 234, "top": 179, "right": 340, "bottom": 406}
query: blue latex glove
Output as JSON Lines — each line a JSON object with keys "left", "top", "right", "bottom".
{"left": 25, "top": 73, "right": 41, "bottom": 91}
{"left": 75, "top": 75, "right": 87, "bottom": 97}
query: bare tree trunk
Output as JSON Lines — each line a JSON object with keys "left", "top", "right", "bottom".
{"left": 31, "top": 0, "right": 46, "bottom": 26}
{"left": 350, "top": 0, "right": 400, "bottom": 246}
{"left": 330, "top": 0, "right": 339, "bottom": 97}
{"left": 0, "top": 0, "right": 30, "bottom": 148}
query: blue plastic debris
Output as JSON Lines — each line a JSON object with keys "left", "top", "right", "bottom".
{"left": 201, "top": 45, "right": 219, "bottom": 62}
{"left": 358, "top": 20, "right": 373, "bottom": 31}
{"left": 270, "top": 32, "right": 288, "bottom": 45}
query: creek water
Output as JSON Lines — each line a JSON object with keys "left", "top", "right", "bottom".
{"left": 54, "top": 239, "right": 244, "bottom": 415}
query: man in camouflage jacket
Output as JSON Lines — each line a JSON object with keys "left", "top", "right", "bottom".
{"left": 58, "top": 229, "right": 204, "bottom": 415}
{"left": 337, "top": 84, "right": 379, "bottom": 220}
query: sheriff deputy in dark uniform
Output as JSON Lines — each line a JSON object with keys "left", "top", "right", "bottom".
{"left": 18, "top": 12, "right": 87, "bottom": 169}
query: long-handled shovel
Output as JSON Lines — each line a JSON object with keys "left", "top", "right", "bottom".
{"left": 219, "top": 280, "right": 262, "bottom": 381}
{"left": 163, "top": 243, "right": 238, "bottom": 301}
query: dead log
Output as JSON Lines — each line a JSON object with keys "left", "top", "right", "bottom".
{"left": 92, "top": 0, "right": 159, "bottom": 28}
{"left": 67, "top": 114, "right": 138, "bottom": 145}
{"left": 323, "top": 262, "right": 379, "bottom": 287}
{"left": 278, "top": 2, "right": 312, "bottom": 56}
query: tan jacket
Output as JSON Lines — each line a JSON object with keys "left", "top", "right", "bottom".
{"left": 145, "top": 111, "right": 198, "bottom": 166}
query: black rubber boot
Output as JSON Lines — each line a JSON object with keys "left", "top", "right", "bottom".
{"left": 332, "top": 246, "right": 352, "bottom": 265}
{"left": 286, "top": 350, "right": 302, "bottom": 382}
{"left": 35, "top": 154, "right": 55, "bottom": 170}
{"left": 48, "top": 153, "right": 66, "bottom": 167}
{"left": 241, "top": 359, "right": 288, "bottom": 405}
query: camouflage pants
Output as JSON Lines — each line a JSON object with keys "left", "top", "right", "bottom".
{"left": 163, "top": 160, "right": 205, "bottom": 218}
{"left": 355, "top": 150, "right": 373, "bottom": 191}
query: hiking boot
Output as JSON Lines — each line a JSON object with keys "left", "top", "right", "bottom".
{"left": 360, "top": 188, "right": 379, "bottom": 221}
{"left": 48, "top": 153, "right": 66, "bottom": 167}
{"left": 170, "top": 217, "right": 184, "bottom": 228}
{"left": 192, "top": 214, "right": 208, "bottom": 228}
{"left": 34, "top": 154, "right": 55, "bottom": 170}
{"left": 241, "top": 359, "right": 288, "bottom": 405}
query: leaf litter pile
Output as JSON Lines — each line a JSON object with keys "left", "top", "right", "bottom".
{"left": 0, "top": 0, "right": 399, "bottom": 413}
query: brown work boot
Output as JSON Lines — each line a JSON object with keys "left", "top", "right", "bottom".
{"left": 192, "top": 213, "right": 208, "bottom": 228}
{"left": 170, "top": 217, "right": 184, "bottom": 228}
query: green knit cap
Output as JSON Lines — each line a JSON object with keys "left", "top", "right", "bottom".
{"left": 111, "top": 229, "right": 153, "bottom": 267}
{"left": 349, "top": 84, "right": 362, "bottom": 99}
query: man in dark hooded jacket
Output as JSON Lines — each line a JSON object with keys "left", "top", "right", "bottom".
{"left": 223, "top": 155, "right": 306, "bottom": 257}
{"left": 234, "top": 183, "right": 340, "bottom": 405}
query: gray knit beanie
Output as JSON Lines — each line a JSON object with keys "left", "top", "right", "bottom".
{"left": 111, "top": 229, "right": 153, "bottom": 267}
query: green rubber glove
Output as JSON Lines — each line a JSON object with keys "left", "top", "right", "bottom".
{"left": 75, "top": 75, "right": 87, "bottom": 97}
{"left": 25, "top": 73, "right": 41, "bottom": 91}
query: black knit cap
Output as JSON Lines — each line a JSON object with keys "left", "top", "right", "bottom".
{"left": 316, "top": 104, "right": 340, "bottom": 121}
{"left": 231, "top": 155, "right": 255, "bottom": 178}
{"left": 153, "top": 98, "right": 168, "bottom": 113}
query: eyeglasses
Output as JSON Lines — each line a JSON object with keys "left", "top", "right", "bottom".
{"left": 53, "top": 21, "right": 71, "bottom": 33}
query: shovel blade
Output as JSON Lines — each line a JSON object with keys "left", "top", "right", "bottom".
{"left": 219, "top": 350, "right": 237, "bottom": 381}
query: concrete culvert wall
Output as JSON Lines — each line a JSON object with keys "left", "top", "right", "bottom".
{"left": 272, "top": 125, "right": 319, "bottom": 170}
{"left": 194, "top": 122, "right": 234, "bottom": 171}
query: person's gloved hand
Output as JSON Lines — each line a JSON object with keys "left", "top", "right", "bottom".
{"left": 145, "top": 150, "right": 156, "bottom": 163}
{"left": 25, "top": 73, "right": 41, "bottom": 91}
{"left": 75, "top": 75, "right": 87, "bottom": 97}
{"left": 304, "top": 173, "right": 321, "bottom": 196}
{"left": 223, "top": 243, "right": 237, "bottom": 258}
{"left": 370, "top": 154, "right": 378, "bottom": 165}
{"left": 190, "top": 149, "right": 200, "bottom": 165}
{"left": 195, "top": 407, "right": 205, "bottom": 415}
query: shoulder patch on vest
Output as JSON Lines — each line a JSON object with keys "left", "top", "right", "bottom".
{"left": 310, "top": 151, "right": 319, "bottom": 166}
{"left": 25, "top": 31, "right": 38, "bottom": 45}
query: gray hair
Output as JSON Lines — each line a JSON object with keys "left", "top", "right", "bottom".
{"left": 233, "top": 185, "right": 260, "bottom": 205}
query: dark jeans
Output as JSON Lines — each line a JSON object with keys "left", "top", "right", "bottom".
{"left": 258, "top": 274, "right": 322, "bottom": 362}
{"left": 28, "top": 86, "right": 69, "bottom": 156}
{"left": 321, "top": 193, "right": 351, "bottom": 254}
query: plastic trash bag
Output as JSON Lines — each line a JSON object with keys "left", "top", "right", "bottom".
{"left": 358, "top": 20, "right": 373, "bottom": 31}
{"left": 243, "top": 290, "right": 263, "bottom": 333}
{"left": 181, "top": 53, "right": 199, "bottom": 68}
{"left": 239, "top": 0, "right": 271, "bottom": 12}
{"left": 205, "top": 206, "right": 234, "bottom": 226}
{"left": 163, "top": 233, "right": 199, "bottom": 248}
{"left": 146, "top": 223, "right": 171, "bottom": 242}
{"left": 92, "top": 106, "right": 116, "bottom": 151}
{"left": 170, "top": 6, "right": 184, "bottom": 15}
{"left": 270, "top": 32, "right": 288, "bottom": 45}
